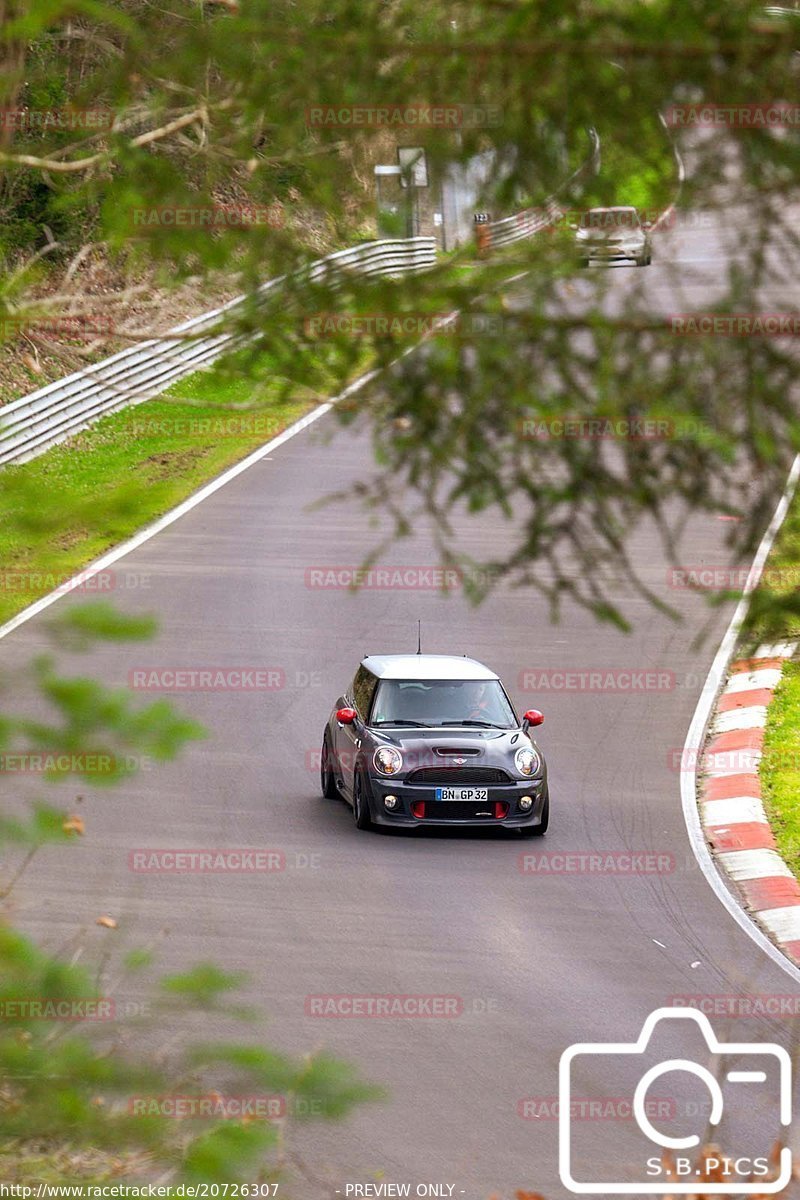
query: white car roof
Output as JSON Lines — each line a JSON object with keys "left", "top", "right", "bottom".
{"left": 362, "top": 654, "right": 499, "bottom": 681}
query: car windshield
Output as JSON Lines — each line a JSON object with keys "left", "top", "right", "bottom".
{"left": 580, "top": 207, "right": 640, "bottom": 232}
{"left": 371, "top": 679, "right": 517, "bottom": 728}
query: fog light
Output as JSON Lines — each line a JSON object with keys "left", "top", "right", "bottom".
{"left": 519, "top": 795, "right": 533, "bottom": 811}
{"left": 384, "top": 795, "right": 398, "bottom": 810}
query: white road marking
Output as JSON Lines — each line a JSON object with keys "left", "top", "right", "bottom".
{"left": 680, "top": 452, "right": 800, "bottom": 983}
{"left": 0, "top": 370, "right": 381, "bottom": 644}
{"left": 756, "top": 641, "right": 796, "bottom": 659}
{"left": 716, "top": 849, "right": 793, "bottom": 881}
{"left": 703, "top": 748, "right": 763, "bottom": 776}
{"left": 702, "top": 797, "right": 768, "bottom": 826}
{"left": 711, "top": 707, "right": 768, "bottom": 734}
{"left": 759, "top": 906, "right": 800, "bottom": 942}
{"left": 724, "top": 667, "right": 782, "bottom": 693}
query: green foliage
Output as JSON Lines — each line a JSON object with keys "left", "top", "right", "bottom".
{"left": 0, "top": 354, "right": 325, "bottom": 625}
{"left": 742, "top": 480, "right": 800, "bottom": 645}
{"left": 2, "top": 0, "right": 799, "bottom": 623}
{"left": 161, "top": 964, "right": 250, "bottom": 1008}
{"left": 0, "top": 920, "right": 375, "bottom": 1180}
{"left": 760, "top": 661, "right": 800, "bottom": 877}
{"left": 0, "top": 801, "right": 71, "bottom": 848}
{"left": 0, "top": 602, "right": 377, "bottom": 1185}
{"left": 48, "top": 601, "right": 159, "bottom": 646}
{"left": 5, "top": 0, "right": 800, "bottom": 1187}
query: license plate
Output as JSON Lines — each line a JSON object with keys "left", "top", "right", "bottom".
{"left": 435, "top": 787, "right": 489, "bottom": 801}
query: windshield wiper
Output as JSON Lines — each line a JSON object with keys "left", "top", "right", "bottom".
{"left": 373, "top": 719, "right": 431, "bottom": 728}
{"left": 445, "top": 720, "right": 507, "bottom": 729}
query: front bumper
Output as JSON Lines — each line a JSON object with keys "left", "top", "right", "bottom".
{"left": 365, "top": 774, "right": 548, "bottom": 829}
{"left": 581, "top": 243, "right": 646, "bottom": 263}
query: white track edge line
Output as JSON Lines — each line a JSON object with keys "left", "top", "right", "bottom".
{"left": 0, "top": 372, "right": 380, "bottom": 643}
{"left": 680, "top": 451, "right": 800, "bottom": 981}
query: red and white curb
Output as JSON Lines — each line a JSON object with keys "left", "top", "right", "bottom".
{"left": 699, "top": 639, "right": 800, "bottom": 964}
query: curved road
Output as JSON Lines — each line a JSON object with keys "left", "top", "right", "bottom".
{"left": 3, "top": 208, "right": 799, "bottom": 1198}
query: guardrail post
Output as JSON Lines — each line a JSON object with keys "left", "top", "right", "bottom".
{"left": 474, "top": 213, "right": 492, "bottom": 257}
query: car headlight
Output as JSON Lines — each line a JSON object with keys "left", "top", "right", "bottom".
{"left": 576, "top": 229, "right": 589, "bottom": 240}
{"left": 374, "top": 746, "right": 403, "bottom": 775}
{"left": 515, "top": 746, "right": 541, "bottom": 777}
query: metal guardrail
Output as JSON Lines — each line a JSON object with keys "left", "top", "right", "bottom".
{"left": 0, "top": 237, "right": 437, "bottom": 466}
{"left": 480, "top": 128, "right": 601, "bottom": 250}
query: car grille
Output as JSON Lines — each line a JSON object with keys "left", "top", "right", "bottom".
{"left": 415, "top": 801, "right": 509, "bottom": 821}
{"left": 433, "top": 746, "right": 480, "bottom": 757}
{"left": 406, "top": 766, "right": 511, "bottom": 785}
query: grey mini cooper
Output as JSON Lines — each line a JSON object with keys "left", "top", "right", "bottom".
{"left": 320, "top": 654, "right": 549, "bottom": 834}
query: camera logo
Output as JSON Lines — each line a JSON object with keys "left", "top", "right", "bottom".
{"left": 559, "top": 1007, "right": 791, "bottom": 1193}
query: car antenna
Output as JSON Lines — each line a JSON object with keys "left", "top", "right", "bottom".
{"left": 416, "top": 619, "right": 422, "bottom": 655}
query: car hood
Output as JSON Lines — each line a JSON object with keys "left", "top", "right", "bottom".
{"left": 370, "top": 726, "right": 540, "bottom": 769}
{"left": 579, "top": 228, "right": 645, "bottom": 242}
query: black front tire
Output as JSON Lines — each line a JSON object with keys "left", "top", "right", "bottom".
{"left": 352, "top": 770, "right": 373, "bottom": 830}
{"left": 520, "top": 789, "right": 549, "bottom": 837}
{"left": 320, "top": 731, "right": 340, "bottom": 799}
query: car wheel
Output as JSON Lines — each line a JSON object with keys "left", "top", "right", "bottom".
{"left": 320, "top": 730, "right": 340, "bottom": 799}
{"left": 353, "top": 770, "right": 373, "bottom": 831}
{"left": 520, "top": 789, "right": 549, "bottom": 837}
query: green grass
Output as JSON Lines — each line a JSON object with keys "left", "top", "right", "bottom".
{"left": 0, "top": 346, "right": 367, "bottom": 626}
{"left": 0, "top": 245, "right": 540, "bottom": 632}
{"left": 743, "top": 491, "right": 800, "bottom": 646}
{"left": 760, "top": 662, "right": 800, "bottom": 878}
{"left": 743, "top": 481, "right": 800, "bottom": 880}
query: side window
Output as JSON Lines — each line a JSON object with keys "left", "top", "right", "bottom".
{"left": 352, "top": 666, "right": 378, "bottom": 720}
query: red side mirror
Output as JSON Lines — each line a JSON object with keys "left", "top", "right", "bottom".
{"left": 336, "top": 707, "right": 357, "bottom": 725}
{"left": 523, "top": 709, "right": 544, "bottom": 727}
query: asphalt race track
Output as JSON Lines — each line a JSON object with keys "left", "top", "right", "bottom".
{"left": 2, "top": 208, "right": 799, "bottom": 1198}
